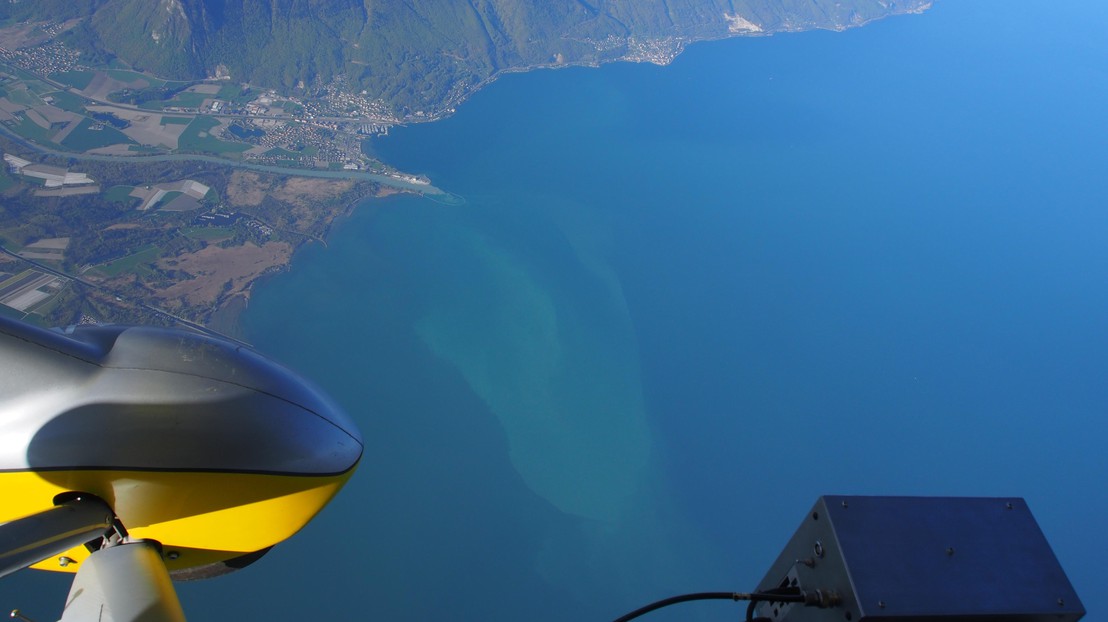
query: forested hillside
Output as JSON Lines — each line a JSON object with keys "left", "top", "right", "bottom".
{"left": 1, "top": 0, "right": 930, "bottom": 118}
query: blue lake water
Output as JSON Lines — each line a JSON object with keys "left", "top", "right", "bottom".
{"left": 3, "top": 1, "right": 1105, "bottom": 620}
{"left": 234, "top": 2, "right": 1106, "bottom": 619}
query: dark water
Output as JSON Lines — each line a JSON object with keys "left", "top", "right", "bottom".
{"left": 4, "top": 1, "right": 1105, "bottom": 619}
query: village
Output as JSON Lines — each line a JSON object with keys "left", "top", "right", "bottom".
{"left": 0, "top": 20, "right": 452, "bottom": 328}
{"left": 0, "top": 26, "right": 405, "bottom": 173}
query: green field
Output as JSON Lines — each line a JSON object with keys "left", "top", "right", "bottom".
{"left": 11, "top": 115, "right": 57, "bottom": 145}
{"left": 106, "top": 70, "right": 163, "bottom": 87}
{"left": 217, "top": 84, "right": 247, "bottom": 100}
{"left": 5, "top": 66, "right": 42, "bottom": 84}
{"left": 91, "top": 245, "right": 161, "bottom": 278}
{"left": 263, "top": 147, "right": 302, "bottom": 159}
{"left": 6, "top": 87, "right": 42, "bottom": 107}
{"left": 0, "top": 303, "right": 24, "bottom": 320}
{"left": 140, "top": 91, "right": 210, "bottom": 111}
{"left": 104, "top": 185, "right": 138, "bottom": 205}
{"left": 60, "top": 118, "right": 136, "bottom": 151}
{"left": 178, "top": 117, "right": 250, "bottom": 155}
{"left": 45, "top": 90, "right": 88, "bottom": 114}
{"left": 182, "top": 226, "right": 234, "bottom": 241}
{"left": 26, "top": 286, "right": 68, "bottom": 318}
{"left": 51, "top": 70, "right": 96, "bottom": 90}
{"left": 158, "top": 191, "right": 182, "bottom": 206}
{"left": 168, "top": 92, "right": 211, "bottom": 108}
{"left": 24, "top": 80, "right": 54, "bottom": 96}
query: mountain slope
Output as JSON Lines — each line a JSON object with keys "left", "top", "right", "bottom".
{"left": 3, "top": 0, "right": 931, "bottom": 118}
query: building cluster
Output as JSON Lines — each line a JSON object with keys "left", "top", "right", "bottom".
{"left": 245, "top": 219, "right": 274, "bottom": 237}
{"left": 299, "top": 76, "right": 396, "bottom": 123}
{"left": 237, "top": 119, "right": 362, "bottom": 168}
{"left": 623, "top": 37, "right": 686, "bottom": 65}
{"left": 193, "top": 210, "right": 272, "bottom": 238}
{"left": 195, "top": 211, "right": 244, "bottom": 227}
{"left": 0, "top": 32, "right": 397, "bottom": 173}
{"left": 0, "top": 41, "right": 80, "bottom": 75}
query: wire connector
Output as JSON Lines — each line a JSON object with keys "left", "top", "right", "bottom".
{"left": 801, "top": 588, "right": 840, "bottom": 608}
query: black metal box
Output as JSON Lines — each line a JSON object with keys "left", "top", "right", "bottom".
{"left": 753, "top": 496, "right": 1084, "bottom": 621}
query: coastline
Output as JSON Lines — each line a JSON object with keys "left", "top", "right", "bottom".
{"left": 392, "top": 4, "right": 932, "bottom": 125}
{"left": 0, "top": 3, "right": 921, "bottom": 335}
{"left": 150, "top": 6, "right": 922, "bottom": 338}
{"left": 203, "top": 186, "right": 411, "bottom": 342}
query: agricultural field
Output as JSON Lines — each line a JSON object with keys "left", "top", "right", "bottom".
{"left": 85, "top": 106, "right": 189, "bottom": 150}
{"left": 104, "top": 185, "right": 140, "bottom": 206}
{"left": 50, "top": 70, "right": 96, "bottom": 90}
{"left": 106, "top": 70, "right": 167, "bottom": 87}
{"left": 182, "top": 226, "right": 234, "bottom": 241}
{"left": 44, "top": 90, "right": 87, "bottom": 113}
{"left": 10, "top": 114, "right": 56, "bottom": 145}
{"left": 89, "top": 244, "right": 162, "bottom": 278}
{"left": 178, "top": 116, "right": 250, "bottom": 155}
{"left": 60, "top": 118, "right": 135, "bottom": 151}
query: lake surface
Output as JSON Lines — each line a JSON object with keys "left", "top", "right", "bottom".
{"left": 237, "top": 2, "right": 1105, "bottom": 619}
{"left": 6, "top": 1, "right": 1104, "bottom": 619}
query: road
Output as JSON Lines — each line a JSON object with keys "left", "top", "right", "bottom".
{"left": 0, "top": 119, "right": 457, "bottom": 197}
{"left": 0, "top": 245, "right": 245, "bottom": 343}
{"left": 0, "top": 60, "right": 458, "bottom": 198}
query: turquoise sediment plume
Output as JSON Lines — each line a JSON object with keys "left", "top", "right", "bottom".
{"left": 416, "top": 224, "right": 650, "bottom": 522}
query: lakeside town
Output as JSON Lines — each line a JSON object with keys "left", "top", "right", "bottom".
{"left": 0, "top": 22, "right": 455, "bottom": 331}
{"left": 0, "top": 17, "right": 698, "bottom": 331}
{"left": 0, "top": 22, "right": 427, "bottom": 179}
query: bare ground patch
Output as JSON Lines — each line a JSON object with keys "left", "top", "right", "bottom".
{"left": 0, "top": 98, "right": 26, "bottom": 114}
{"left": 86, "top": 106, "right": 189, "bottom": 149}
{"left": 25, "top": 108, "right": 49, "bottom": 128}
{"left": 0, "top": 19, "right": 80, "bottom": 49}
{"left": 34, "top": 186, "right": 100, "bottom": 197}
{"left": 82, "top": 74, "right": 142, "bottom": 101}
{"left": 271, "top": 177, "right": 356, "bottom": 232}
{"left": 226, "top": 170, "right": 356, "bottom": 210}
{"left": 225, "top": 171, "right": 269, "bottom": 206}
{"left": 275, "top": 176, "right": 355, "bottom": 204}
{"left": 187, "top": 84, "right": 221, "bottom": 95}
{"left": 155, "top": 241, "right": 292, "bottom": 309}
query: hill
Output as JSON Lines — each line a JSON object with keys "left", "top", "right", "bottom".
{"left": 1, "top": 0, "right": 931, "bottom": 119}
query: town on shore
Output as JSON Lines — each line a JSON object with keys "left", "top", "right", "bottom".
{"left": 0, "top": 25, "right": 445, "bottom": 334}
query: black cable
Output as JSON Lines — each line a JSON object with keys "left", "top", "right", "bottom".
{"left": 611, "top": 592, "right": 742, "bottom": 622}
{"left": 611, "top": 591, "right": 806, "bottom": 622}
{"left": 746, "top": 586, "right": 804, "bottom": 622}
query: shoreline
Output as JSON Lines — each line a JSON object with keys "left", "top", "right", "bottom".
{"left": 202, "top": 187, "right": 416, "bottom": 343}
{"left": 389, "top": 5, "right": 931, "bottom": 125}
{"left": 1, "top": 5, "right": 922, "bottom": 336}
